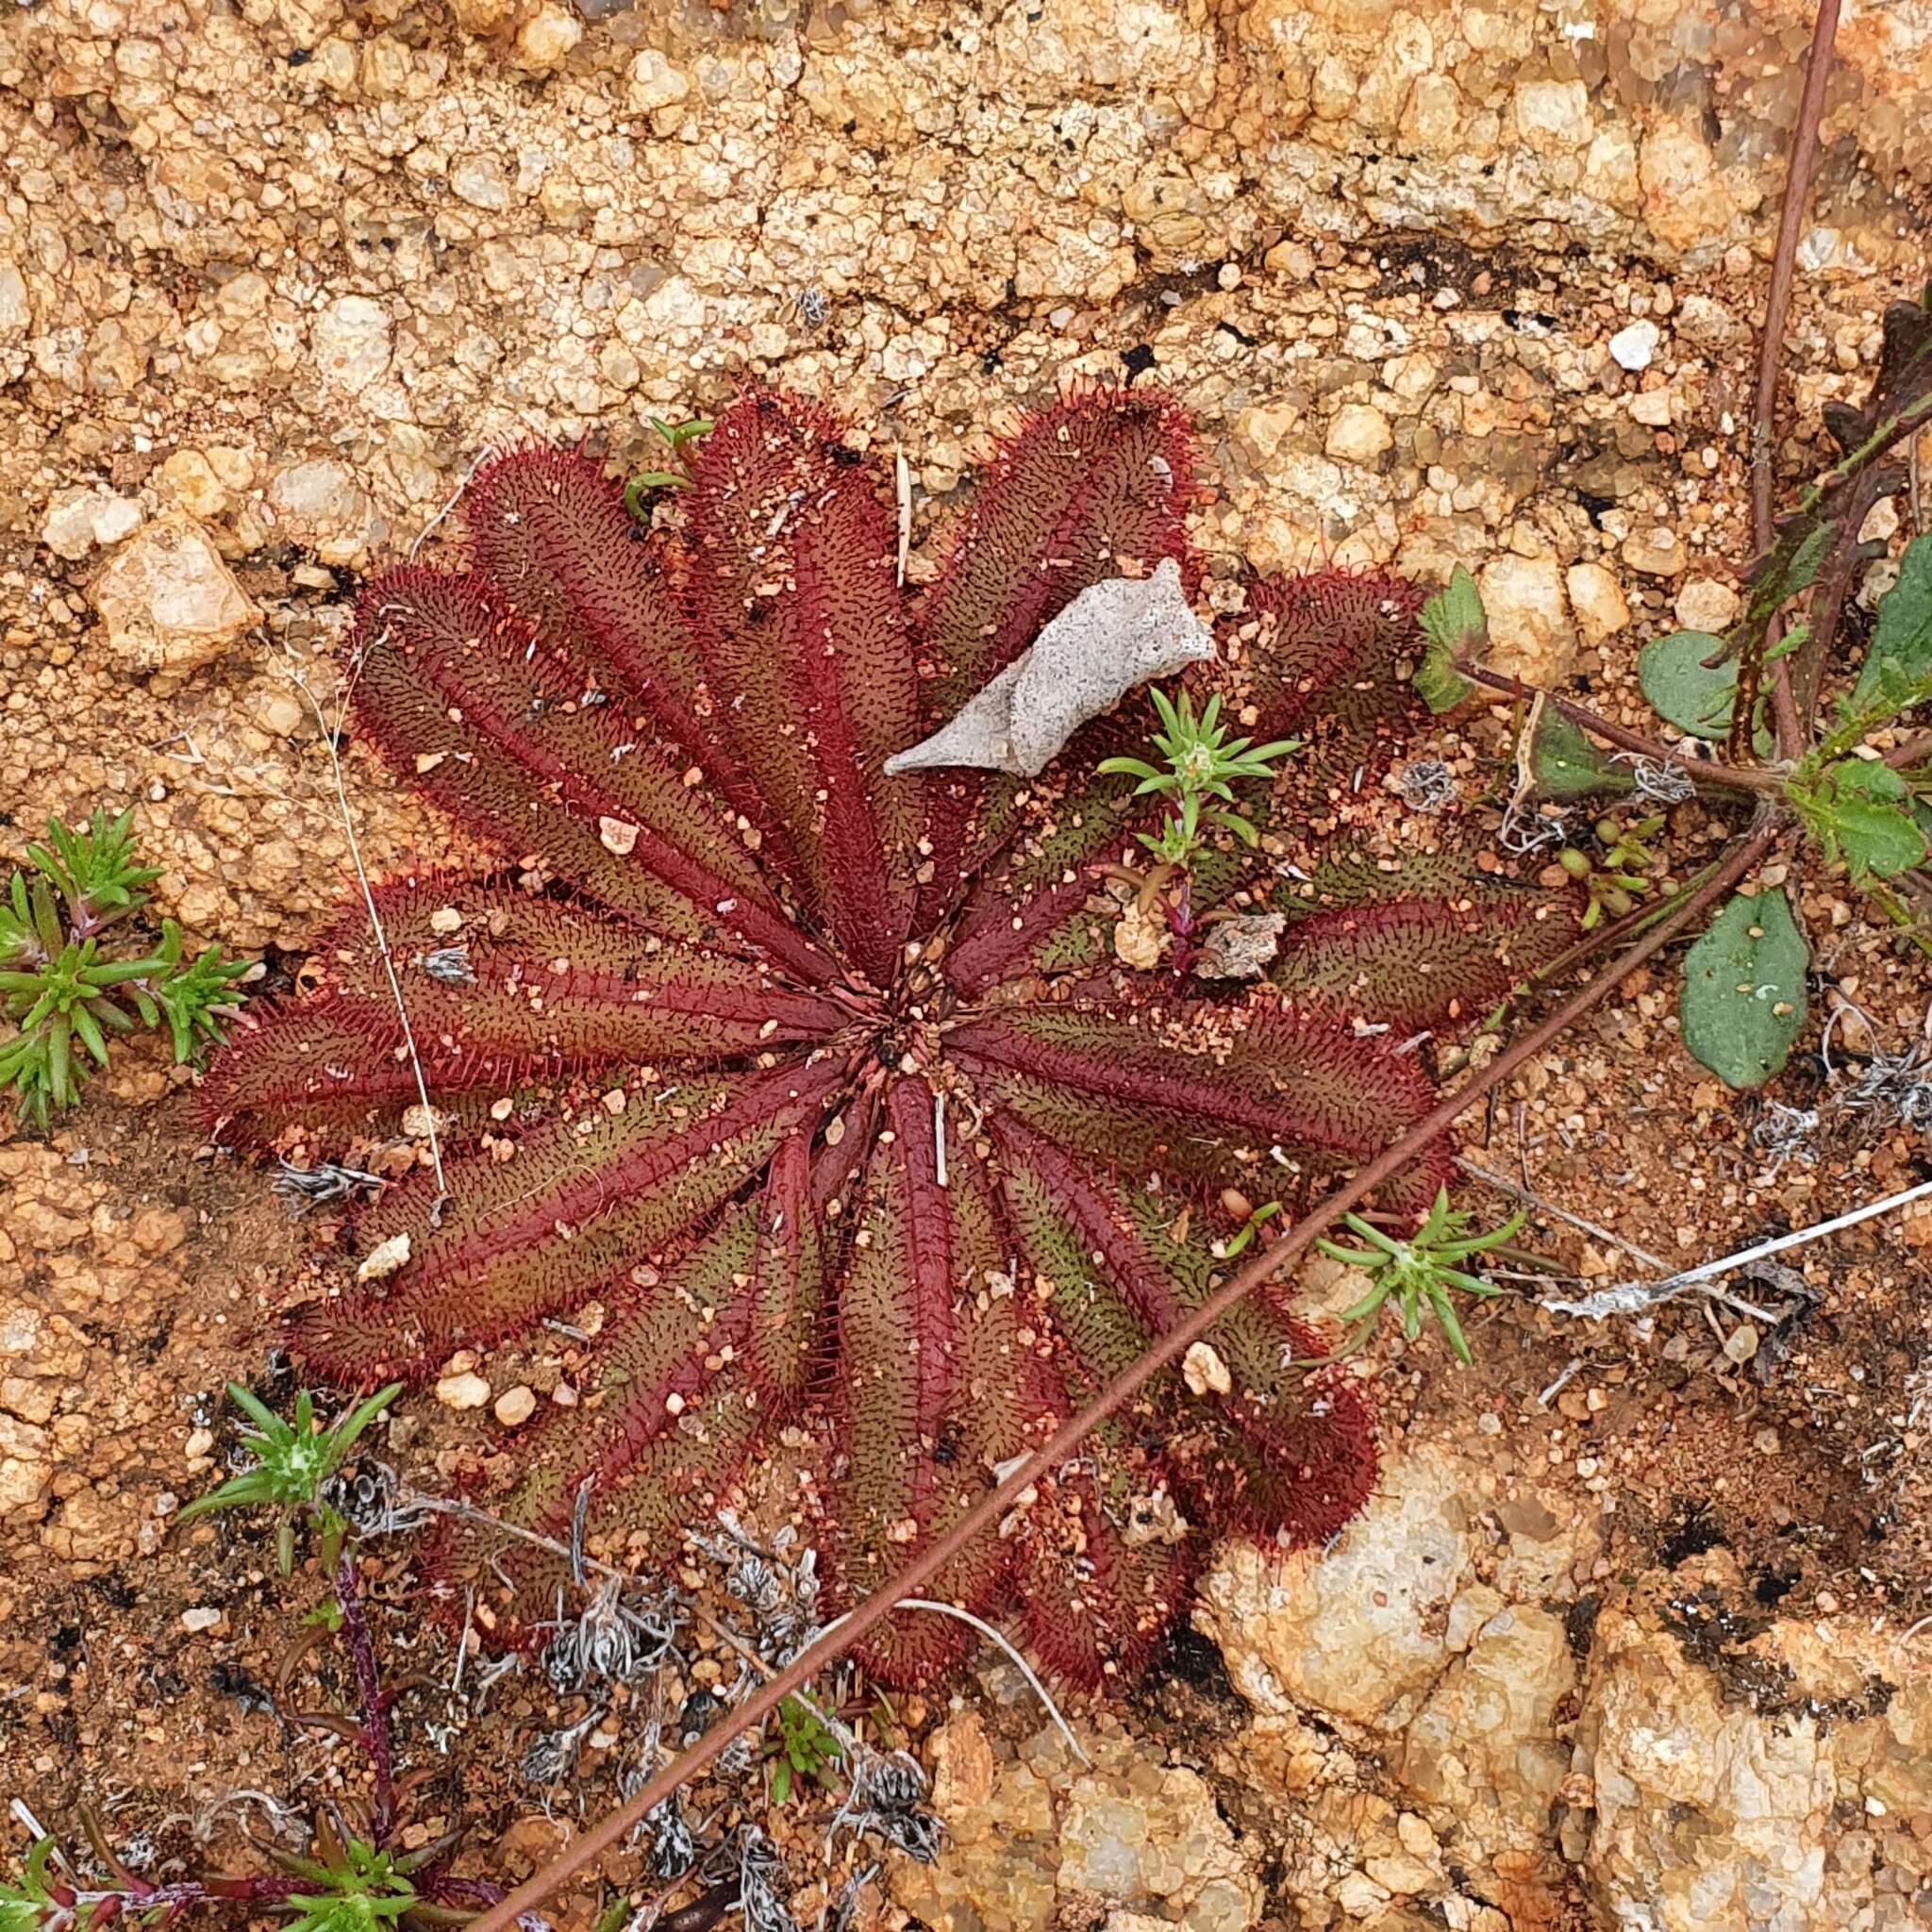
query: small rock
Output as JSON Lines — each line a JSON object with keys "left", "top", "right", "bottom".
{"left": 449, "top": 0, "right": 518, "bottom": 28}
{"left": 357, "top": 1230, "right": 412, "bottom": 1282}
{"left": 1721, "top": 1322, "right": 1759, "bottom": 1364}
{"left": 1113, "top": 901, "right": 1167, "bottom": 971}
{"left": 1335, "top": 1872, "right": 1391, "bottom": 1919}
{"left": 90, "top": 513, "right": 261, "bottom": 677}
{"left": 0, "top": 1415, "right": 52, "bottom": 1524}
{"left": 599, "top": 817, "right": 641, "bottom": 857}
{"left": 1230, "top": 400, "right": 1299, "bottom": 475}
{"left": 1192, "top": 912, "right": 1286, "bottom": 980}
{"left": 1674, "top": 293, "right": 1739, "bottom": 350}
{"left": 512, "top": 2, "right": 581, "bottom": 74}
{"left": 1514, "top": 76, "right": 1591, "bottom": 154}
{"left": 311, "top": 294, "right": 392, "bottom": 394}
{"left": 1325, "top": 403, "right": 1393, "bottom": 466}
{"left": 42, "top": 488, "right": 106, "bottom": 561}
{"left": 1566, "top": 562, "right": 1630, "bottom": 644}
{"left": 181, "top": 1606, "right": 223, "bottom": 1632}
{"left": 92, "top": 495, "right": 143, "bottom": 546}
{"left": 1622, "top": 527, "right": 1687, "bottom": 576}
{"left": 156, "top": 450, "right": 231, "bottom": 521}
{"left": 494, "top": 1385, "right": 537, "bottom": 1427}
{"left": 254, "top": 691, "right": 306, "bottom": 738}
{"left": 627, "top": 48, "right": 691, "bottom": 113}
{"left": 0, "top": 261, "right": 28, "bottom": 338}
{"left": 436, "top": 1371, "right": 492, "bottom": 1410}
{"left": 1183, "top": 1341, "right": 1233, "bottom": 1397}
{"left": 1607, "top": 319, "right": 1660, "bottom": 372}
{"left": 268, "top": 459, "right": 371, "bottom": 564}
{"left": 1478, "top": 554, "right": 1574, "bottom": 686}
{"left": 1628, "top": 388, "right": 1674, "bottom": 427}
{"left": 930, "top": 1709, "right": 997, "bottom": 1814}
{"left": 42, "top": 487, "right": 140, "bottom": 558}
{"left": 451, "top": 153, "right": 513, "bottom": 211}
{"left": 1674, "top": 578, "right": 1740, "bottom": 632}
{"left": 1198, "top": 1448, "right": 1480, "bottom": 1728}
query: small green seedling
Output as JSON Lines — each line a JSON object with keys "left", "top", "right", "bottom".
{"left": 272, "top": 1822, "right": 425, "bottom": 1932}
{"left": 0, "top": 809, "right": 247, "bottom": 1129}
{"left": 1316, "top": 1187, "right": 1524, "bottom": 1365}
{"left": 1557, "top": 813, "right": 1669, "bottom": 930}
{"left": 1098, "top": 689, "right": 1298, "bottom": 870}
{"left": 0, "top": 1837, "right": 68, "bottom": 1932}
{"left": 1214, "top": 1199, "right": 1282, "bottom": 1260}
{"left": 768, "top": 1694, "right": 843, "bottom": 1807}
{"left": 623, "top": 414, "right": 716, "bottom": 519}
{"left": 178, "top": 1382, "right": 401, "bottom": 1574}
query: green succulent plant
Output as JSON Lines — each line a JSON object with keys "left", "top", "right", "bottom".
{"left": 1099, "top": 688, "right": 1299, "bottom": 868}
{"left": 1316, "top": 1187, "right": 1524, "bottom": 1365}
{"left": 0, "top": 809, "right": 246, "bottom": 1128}
{"left": 177, "top": 1382, "right": 402, "bottom": 1574}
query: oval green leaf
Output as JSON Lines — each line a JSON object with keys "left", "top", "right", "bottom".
{"left": 1639, "top": 630, "right": 1738, "bottom": 741}
{"left": 1679, "top": 888, "right": 1807, "bottom": 1091}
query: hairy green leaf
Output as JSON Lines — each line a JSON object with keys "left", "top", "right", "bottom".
{"left": 1788, "top": 756, "right": 1929, "bottom": 883}
{"left": 1851, "top": 531, "right": 1932, "bottom": 714}
{"left": 1414, "top": 567, "right": 1480, "bottom": 712}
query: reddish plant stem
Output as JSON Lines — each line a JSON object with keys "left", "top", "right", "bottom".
{"left": 1752, "top": 0, "right": 1842, "bottom": 551}
{"left": 1457, "top": 662, "right": 1783, "bottom": 792}
{"left": 1885, "top": 729, "right": 1932, "bottom": 772}
{"left": 335, "top": 1551, "right": 397, "bottom": 1845}
{"left": 1752, "top": 0, "right": 1841, "bottom": 753}
{"left": 462, "top": 813, "right": 1779, "bottom": 1932}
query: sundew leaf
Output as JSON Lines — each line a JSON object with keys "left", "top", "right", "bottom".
{"left": 1679, "top": 888, "right": 1807, "bottom": 1091}
{"left": 1851, "top": 531, "right": 1932, "bottom": 714}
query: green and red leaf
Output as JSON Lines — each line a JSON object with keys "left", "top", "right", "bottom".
{"left": 683, "top": 394, "right": 922, "bottom": 986}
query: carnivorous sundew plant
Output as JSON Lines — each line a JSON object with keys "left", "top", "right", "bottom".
{"left": 204, "top": 388, "right": 1579, "bottom": 1687}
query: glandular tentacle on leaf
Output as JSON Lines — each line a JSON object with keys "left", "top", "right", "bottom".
{"left": 208, "top": 386, "right": 1564, "bottom": 1688}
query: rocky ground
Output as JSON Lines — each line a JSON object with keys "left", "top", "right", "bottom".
{"left": 4, "top": 2, "right": 1932, "bottom": 1931}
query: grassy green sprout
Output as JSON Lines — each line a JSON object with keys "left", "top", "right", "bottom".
{"left": 1098, "top": 689, "right": 1298, "bottom": 871}
{"left": 623, "top": 414, "right": 716, "bottom": 519}
{"left": 768, "top": 1694, "right": 844, "bottom": 1806}
{"left": 0, "top": 1837, "right": 67, "bottom": 1932}
{"left": 1316, "top": 1187, "right": 1524, "bottom": 1365}
{"left": 271, "top": 1824, "right": 427, "bottom": 1932}
{"left": 178, "top": 1382, "right": 401, "bottom": 1574}
{"left": 0, "top": 810, "right": 247, "bottom": 1129}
